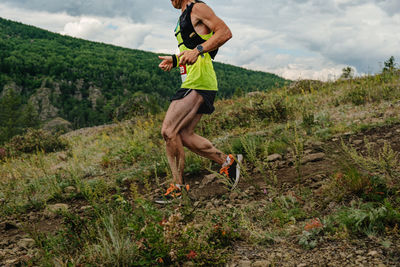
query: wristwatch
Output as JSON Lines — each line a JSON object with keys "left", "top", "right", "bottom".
{"left": 196, "top": 45, "right": 205, "bottom": 57}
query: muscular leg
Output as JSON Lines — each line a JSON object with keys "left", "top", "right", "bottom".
{"left": 161, "top": 90, "right": 204, "bottom": 184}
{"left": 180, "top": 113, "right": 227, "bottom": 165}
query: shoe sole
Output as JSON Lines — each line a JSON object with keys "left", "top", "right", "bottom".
{"left": 231, "top": 154, "right": 243, "bottom": 190}
{"left": 154, "top": 195, "right": 182, "bottom": 204}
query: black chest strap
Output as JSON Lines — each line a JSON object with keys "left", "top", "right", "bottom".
{"left": 179, "top": 0, "right": 218, "bottom": 59}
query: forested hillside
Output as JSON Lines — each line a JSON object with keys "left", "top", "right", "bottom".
{"left": 0, "top": 17, "right": 288, "bottom": 143}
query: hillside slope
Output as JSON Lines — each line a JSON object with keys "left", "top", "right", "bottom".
{"left": 1, "top": 69, "right": 400, "bottom": 265}
{"left": 0, "top": 17, "right": 288, "bottom": 133}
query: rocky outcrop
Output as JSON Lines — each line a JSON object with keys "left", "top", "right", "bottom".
{"left": 29, "top": 87, "right": 59, "bottom": 121}
{"left": 1, "top": 82, "right": 22, "bottom": 98}
{"left": 88, "top": 85, "right": 103, "bottom": 110}
{"left": 73, "top": 79, "right": 84, "bottom": 101}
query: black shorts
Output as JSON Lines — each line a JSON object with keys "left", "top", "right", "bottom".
{"left": 170, "top": 88, "right": 217, "bottom": 114}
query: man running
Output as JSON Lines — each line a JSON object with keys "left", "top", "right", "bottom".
{"left": 156, "top": 0, "right": 242, "bottom": 204}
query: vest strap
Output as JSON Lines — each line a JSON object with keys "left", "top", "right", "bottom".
{"left": 178, "top": 0, "right": 218, "bottom": 59}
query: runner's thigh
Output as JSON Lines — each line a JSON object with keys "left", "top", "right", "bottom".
{"left": 162, "top": 90, "right": 204, "bottom": 134}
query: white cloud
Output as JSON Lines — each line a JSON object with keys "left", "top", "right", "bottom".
{"left": 61, "top": 17, "right": 103, "bottom": 38}
{"left": 0, "top": 0, "right": 399, "bottom": 81}
{"left": 60, "top": 17, "right": 154, "bottom": 49}
{"left": 0, "top": 3, "right": 173, "bottom": 53}
{"left": 0, "top": 3, "right": 72, "bottom": 32}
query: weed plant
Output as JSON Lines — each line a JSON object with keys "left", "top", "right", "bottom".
{"left": 332, "top": 200, "right": 400, "bottom": 237}
{"left": 3, "top": 129, "right": 68, "bottom": 158}
{"left": 33, "top": 198, "right": 240, "bottom": 266}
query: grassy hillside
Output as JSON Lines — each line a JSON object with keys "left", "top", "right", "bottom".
{"left": 0, "top": 17, "right": 288, "bottom": 143}
{"left": 1, "top": 68, "right": 400, "bottom": 265}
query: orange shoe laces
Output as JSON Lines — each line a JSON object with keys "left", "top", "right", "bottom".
{"left": 220, "top": 154, "right": 234, "bottom": 177}
{"left": 164, "top": 184, "right": 190, "bottom": 197}
{"left": 164, "top": 184, "right": 178, "bottom": 196}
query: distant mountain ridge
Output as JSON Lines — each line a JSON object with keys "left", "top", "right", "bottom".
{"left": 0, "top": 17, "right": 288, "bottom": 142}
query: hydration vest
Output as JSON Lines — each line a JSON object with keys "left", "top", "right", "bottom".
{"left": 175, "top": 0, "right": 218, "bottom": 59}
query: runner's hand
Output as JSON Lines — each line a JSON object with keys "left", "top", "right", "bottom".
{"left": 158, "top": 56, "right": 173, "bottom": 72}
{"left": 178, "top": 49, "right": 200, "bottom": 65}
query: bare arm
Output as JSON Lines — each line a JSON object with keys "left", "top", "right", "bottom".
{"left": 179, "top": 3, "right": 232, "bottom": 65}
{"left": 192, "top": 3, "right": 232, "bottom": 54}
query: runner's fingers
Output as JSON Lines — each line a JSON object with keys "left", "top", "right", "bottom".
{"left": 159, "top": 56, "right": 173, "bottom": 63}
{"left": 159, "top": 64, "right": 167, "bottom": 71}
{"left": 180, "top": 55, "right": 189, "bottom": 65}
{"left": 177, "top": 51, "right": 185, "bottom": 58}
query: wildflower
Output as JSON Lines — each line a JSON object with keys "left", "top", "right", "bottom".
{"left": 159, "top": 218, "right": 167, "bottom": 226}
{"left": 263, "top": 188, "right": 268, "bottom": 194}
{"left": 186, "top": 250, "right": 197, "bottom": 259}
{"left": 157, "top": 258, "right": 164, "bottom": 263}
{"left": 304, "top": 218, "right": 323, "bottom": 231}
{"left": 335, "top": 172, "right": 343, "bottom": 180}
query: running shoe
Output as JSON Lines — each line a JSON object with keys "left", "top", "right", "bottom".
{"left": 219, "top": 154, "right": 242, "bottom": 190}
{"left": 154, "top": 183, "right": 190, "bottom": 204}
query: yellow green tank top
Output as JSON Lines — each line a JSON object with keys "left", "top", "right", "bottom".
{"left": 174, "top": 2, "right": 218, "bottom": 91}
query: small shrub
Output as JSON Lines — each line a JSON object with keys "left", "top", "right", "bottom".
{"left": 326, "top": 170, "right": 392, "bottom": 204}
{"left": 302, "top": 111, "right": 315, "bottom": 134}
{"left": 231, "top": 134, "right": 264, "bottom": 159}
{"left": 335, "top": 169, "right": 371, "bottom": 197}
{"left": 333, "top": 200, "right": 400, "bottom": 236}
{"left": 4, "top": 129, "right": 68, "bottom": 156}
{"left": 251, "top": 94, "right": 290, "bottom": 122}
{"left": 345, "top": 86, "right": 368, "bottom": 105}
{"left": 340, "top": 140, "right": 400, "bottom": 189}
{"left": 288, "top": 80, "right": 323, "bottom": 95}
{"left": 302, "top": 112, "right": 315, "bottom": 129}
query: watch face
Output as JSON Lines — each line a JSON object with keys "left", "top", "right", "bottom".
{"left": 197, "top": 45, "right": 204, "bottom": 52}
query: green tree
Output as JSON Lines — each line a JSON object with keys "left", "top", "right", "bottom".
{"left": 0, "top": 90, "right": 23, "bottom": 143}
{"left": 383, "top": 56, "right": 396, "bottom": 73}
{"left": 0, "top": 90, "right": 40, "bottom": 144}
{"left": 340, "top": 66, "right": 354, "bottom": 79}
{"left": 0, "top": 17, "right": 288, "bottom": 132}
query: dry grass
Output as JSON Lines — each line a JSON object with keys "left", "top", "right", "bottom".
{"left": 1, "top": 70, "right": 400, "bottom": 265}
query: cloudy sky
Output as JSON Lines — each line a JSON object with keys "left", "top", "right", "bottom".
{"left": 0, "top": 0, "right": 399, "bottom": 80}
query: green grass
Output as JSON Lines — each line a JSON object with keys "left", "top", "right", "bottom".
{"left": 1, "top": 70, "right": 400, "bottom": 264}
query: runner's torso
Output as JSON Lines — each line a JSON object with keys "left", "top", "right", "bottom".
{"left": 175, "top": 0, "right": 218, "bottom": 91}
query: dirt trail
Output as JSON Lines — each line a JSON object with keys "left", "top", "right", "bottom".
{"left": 1, "top": 123, "right": 400, "bottom": 266}
{"left": 188, "top": 123, "right": 400, "bottom": 200}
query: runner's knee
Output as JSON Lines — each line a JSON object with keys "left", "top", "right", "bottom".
{"left": 161, "top": 127, "right": 176, "bottom": 142}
